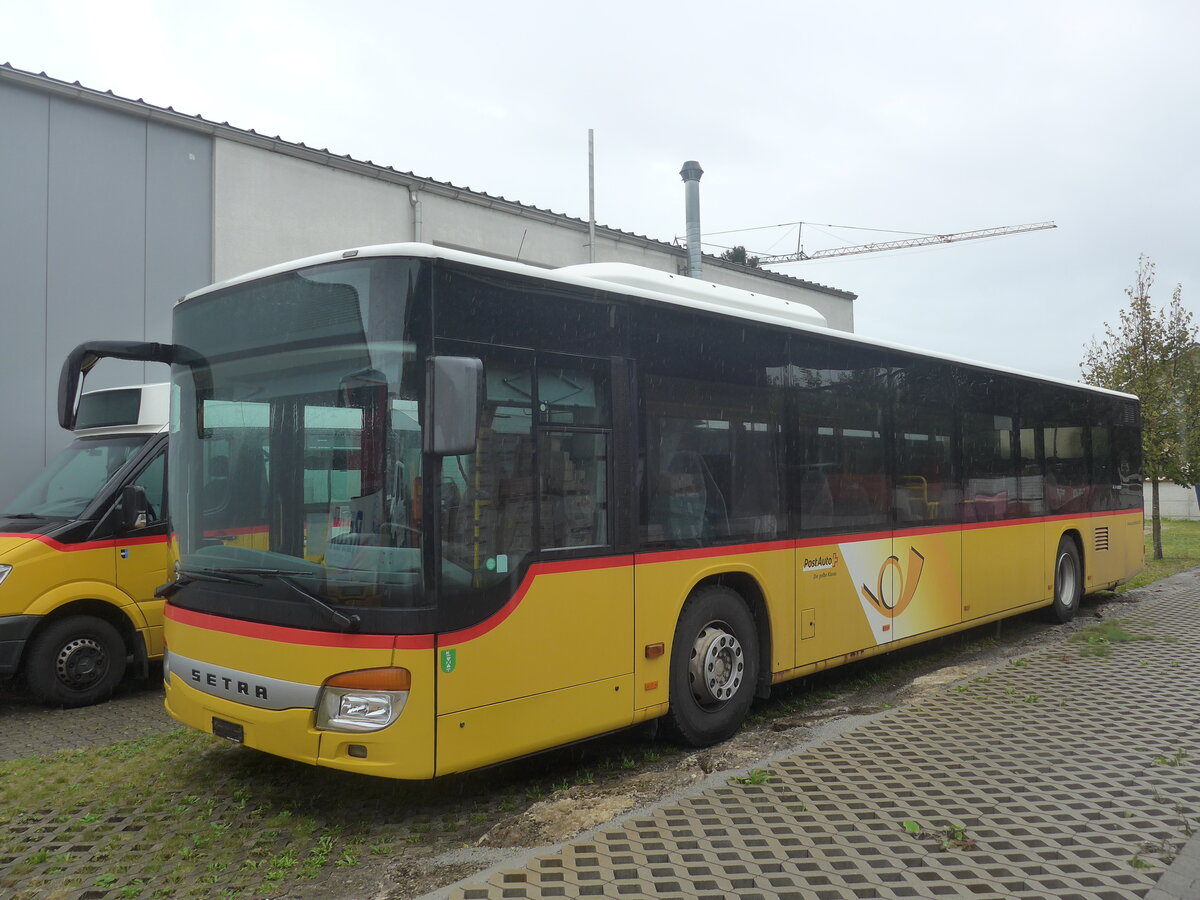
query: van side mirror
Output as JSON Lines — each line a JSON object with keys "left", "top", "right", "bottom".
{"left": 120, "top": 484, "right": 151, "bottom": 530}
{"left": 424, "top": 356, "right": 484, "bottom": 456}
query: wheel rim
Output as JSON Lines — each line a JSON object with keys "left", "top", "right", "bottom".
{"left": 55, "top": 637, "right": 109, "bottom": 690}
{"left": 688, "top": 621, "right": 745, "bottom": 707}
{"left": 1056, "top": 552, "right": 1078, "bottom": 607}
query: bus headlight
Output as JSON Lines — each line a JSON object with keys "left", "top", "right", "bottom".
{"left": 316, "top": 667, "right": 410, "bottom": 733}
{"left": 0, "top": 564, "right": 11, "bottom": 586}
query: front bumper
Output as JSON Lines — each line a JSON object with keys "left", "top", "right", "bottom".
{"left": 0, "top": 615, "right": 40, "bottom": 677}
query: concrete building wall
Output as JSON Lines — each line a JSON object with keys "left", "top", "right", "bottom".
{"left": 0, "top": 82, "right": 51, "bottom": 504}
{"left": 0, "top": 78, "right": 212, "bottom": 505}
{"left": 213, "top": 141, "right": 410, "bottom": 280}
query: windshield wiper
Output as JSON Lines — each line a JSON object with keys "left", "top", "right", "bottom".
{"left": 3, "top": 513, "right": 46, "bottom": 519}
{"left": 156, "top": 567, "right": 261, "bottom": 598}
{"left": 273, "top": 575, "right": 361, "bottom": 633}
{"left": 156, "top": 566, "right": 360, "bottom": 633}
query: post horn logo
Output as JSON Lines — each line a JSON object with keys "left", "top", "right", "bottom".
{"left": 861, "top": 547, "right": 925, "bottom": 618}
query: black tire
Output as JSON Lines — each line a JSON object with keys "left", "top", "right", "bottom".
{"left": 664, "top": 585, "right": 759, "bottom": 746}
{"left": 1047, "top": 536, "right": 1082, "bottom": 623}
{"left": 25, "top": 616, "right": 127, "bottom": 707}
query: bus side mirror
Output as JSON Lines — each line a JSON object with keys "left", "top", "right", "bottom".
{"left": 59, "top": 340, "right": 176, "bottom": 430}
{"left": 120, "top": 484, "right": 151, "bottom": 530}
{"left": 424, "top": 356, "right": 484, "bottom": 457}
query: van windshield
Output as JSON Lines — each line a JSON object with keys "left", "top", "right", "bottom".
{"left": 2, "top": 435, "right": 150, "bottom": 519}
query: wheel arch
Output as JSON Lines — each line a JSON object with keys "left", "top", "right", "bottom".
{"left": 1055, "top": 528, "right": 1086, "bottom": 592}
{"left": 689, "top": 571, "right": 773, "bottom": 699}
{"left": 24, "top": 598, "right": 141, "bottom": 668}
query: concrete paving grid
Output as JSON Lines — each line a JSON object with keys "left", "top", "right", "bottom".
{"left": 2, "top": 577, "right": 1198, "bottom": 899}
{"left": 433, "top": 575, "right": 1200, "bottom": 900}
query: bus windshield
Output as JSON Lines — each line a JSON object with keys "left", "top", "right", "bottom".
{"left": 168, "top": 257, "right": 429, "bottom": 618}
{"left": 3, "top": 435, "right": 151, "bottom": 519}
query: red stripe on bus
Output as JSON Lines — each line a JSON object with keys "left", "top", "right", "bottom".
{"left": 165, "top": 604, "right": 433, "bottom": 650}
{"left": 0, "top": 532, "right": 169, "bottom": 552}
{"left": 439, "top": 554, "right": 636, "bottom": 646}
{"left": 638, "top": 506, "right": 1142, "bottom": 558}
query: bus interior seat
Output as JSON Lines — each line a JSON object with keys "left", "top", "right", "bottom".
{"left": 660, "top": 450, "right": 729, "bottom": 541}
{"left": 800, "top": 468, "right": 834, "bottom": 529}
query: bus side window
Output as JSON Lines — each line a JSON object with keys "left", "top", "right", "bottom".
{"left": 644, "top": 383, "right": 780, "bottom": 546}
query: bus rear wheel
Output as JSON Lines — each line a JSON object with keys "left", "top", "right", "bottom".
{"left": 1047, "top": 537, "right": 1082, "bottom": 623}
{"left": 25, "top": 616, "right": 127, "bottom": 707}
{"left": 665, "top": 585, "right": 759, "bottom": 747}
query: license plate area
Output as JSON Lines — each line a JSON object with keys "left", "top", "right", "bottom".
{"left": 212, "top": 717, "right": 244, "bottom": 743}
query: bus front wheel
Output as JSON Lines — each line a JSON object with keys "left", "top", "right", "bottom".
{"left": 25, "top": 616, "right": 127, "bottom": 707}
{"left": 665, "top": 585, "right": 759, "bottom": 746}
{"left": 1048, "top": 537, "right": 1082, "bottom": 624}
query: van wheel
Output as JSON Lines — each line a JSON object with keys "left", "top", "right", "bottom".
{"left": 25, "top": 616, "right": 127, "bottom": 707}
{"left": 665, "top": 586, "right": 759, "bottom": 746}
{"left": 1047, "top": 537, "right": 1082, "bottom": 623}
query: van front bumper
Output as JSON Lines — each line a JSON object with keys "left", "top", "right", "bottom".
{"left": 0, "top": 615, "right": 40, "bottom": 677}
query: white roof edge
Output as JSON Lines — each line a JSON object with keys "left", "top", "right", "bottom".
{"left": 180, "top": 243, "right": 1138, "bottom": 402}
{"left": 558, "top": 262, "right": 827, "bottom": 329}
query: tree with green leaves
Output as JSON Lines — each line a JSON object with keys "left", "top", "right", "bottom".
{"left": 1080, "top": 255, "right": 1200, "bottom": 559}
{"left": 720, "top": 246, "right": 760, "bottom": 267}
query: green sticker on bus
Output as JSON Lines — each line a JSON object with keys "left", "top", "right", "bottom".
{"left": 440, "top": 649, "right": 457, "bottom": 674}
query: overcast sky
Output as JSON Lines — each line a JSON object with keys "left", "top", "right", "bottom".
{"left": 4, "top": 1, "right": 1197, "bottom": 383}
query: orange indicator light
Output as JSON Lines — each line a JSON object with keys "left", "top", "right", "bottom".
{"left": 325, "top": 667, "right": 411, "bottom": 691}
{"left": 644, "top": 681, "right": 659, "bottom": 691}
{"left": 645, "top": 642, "right": 665, "bottom": 659}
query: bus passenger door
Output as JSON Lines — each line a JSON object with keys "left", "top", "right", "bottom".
{"left": 888, "top": 361, "right": 961, "bottom": 642}
{"left": 433, "top": 349, "right": 635, "bottom": 775}
{"left": 961, "top": 388, "right": 1041, "bottom": 621}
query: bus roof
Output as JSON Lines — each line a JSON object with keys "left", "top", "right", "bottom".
{"left": 180, "top": 243, "right": 1136, "bottom": 402}
{"left": 74, "top": 383, "right": 169, "bottom": 436}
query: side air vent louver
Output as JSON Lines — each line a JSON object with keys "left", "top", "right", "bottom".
{"left": 1095, "top": 527, "right": 1110, "bottom": 552}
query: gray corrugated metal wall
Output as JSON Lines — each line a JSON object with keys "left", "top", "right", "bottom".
{"left": 0, "top": 80, "right": 212, "bottom": 506}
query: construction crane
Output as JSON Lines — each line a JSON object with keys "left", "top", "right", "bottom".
{"left": 754, "top": 221, "right": 1056, "bottom": 265}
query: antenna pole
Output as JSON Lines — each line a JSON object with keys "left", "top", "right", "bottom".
{"left": 588, "top": 129, "right": 596, "bottom": 264}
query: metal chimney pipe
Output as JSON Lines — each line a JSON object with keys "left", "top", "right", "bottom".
{"left": 680, "top": 160, "right": 704, "bottom": 278}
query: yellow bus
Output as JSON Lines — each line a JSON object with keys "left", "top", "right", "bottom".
{"left": 1, "top": 383, "right": 170, "bottom": 706}
{"left": 59, "top": 245, "right": 1143, "bottom": 776}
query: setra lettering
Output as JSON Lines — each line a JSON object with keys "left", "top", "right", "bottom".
{"left": 186, "top": 665, "right": 268, "bottom": 701}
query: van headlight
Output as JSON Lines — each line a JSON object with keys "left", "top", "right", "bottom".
{"left": 0, "top": 565, "right": 11, "bottom": 586}
{"left": 316, "top": 667, "right": 410, "bottom": 733}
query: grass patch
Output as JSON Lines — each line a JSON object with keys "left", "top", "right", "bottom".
{"left": 1068, "top": 619, "right": 1157, "bottom": 657}
{"left": 0, "top": 728, "right": 505, "bottom": 898}
{"left": 1120, "top": 518, "right": 1200, "bottom": 591}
